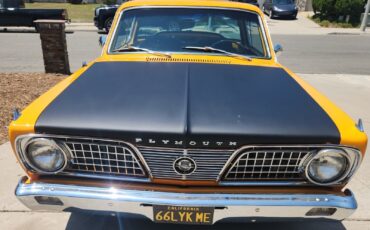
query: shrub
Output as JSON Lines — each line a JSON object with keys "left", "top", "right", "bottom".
{"left": 312, "top": 0, "right": 336, "bottom": 18}
{"left": 335, "top": 0, "right": 365, "bottom": 23}
{"left": 312, "top": 0, "right": 366, "bottom": 24}
{"left": 319, "top": 20, "right": 330, "bottom": 27}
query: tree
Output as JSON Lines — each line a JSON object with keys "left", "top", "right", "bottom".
{"left": 335, "top": 0, "right": 364, "bottom": 21}
{"left": 313, "top": 0, "right": 366, "bottom": 23}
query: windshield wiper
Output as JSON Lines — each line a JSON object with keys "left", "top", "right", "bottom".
{"left": 113, "top": 46, "right": 172, "bottom": 58}
{"left": 183, "top": 46, "right": 252, "bottom": 61}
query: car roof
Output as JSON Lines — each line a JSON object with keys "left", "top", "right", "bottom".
{"left": 117, "top": 0, "right": 262, "bottom": 14}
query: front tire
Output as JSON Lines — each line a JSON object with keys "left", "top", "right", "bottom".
{"left": 104, "top": 18, "right": 113, "bottom": 33}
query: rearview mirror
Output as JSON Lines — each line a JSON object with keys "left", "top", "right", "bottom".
{"left": 99, "top": 35, "right": 107, "bottom": 47}
{"left": 274, "top": 44, "right": 283, "bottom": 54}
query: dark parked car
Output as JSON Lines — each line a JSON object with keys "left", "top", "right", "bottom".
{"left": 263, "top": 0, "right": 298, "bottom": 19}
{"left": 0, "top": 0, "right": 24, "bottom": 8}
{"left": 0, "top": 0, "right": 68, "bottom": 30}
{"left": 94, "top": 4, "right": 120, "bottom": 32}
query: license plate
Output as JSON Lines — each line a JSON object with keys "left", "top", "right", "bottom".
{"left": 153, "top": 205, "right": 214, "bottom": 225}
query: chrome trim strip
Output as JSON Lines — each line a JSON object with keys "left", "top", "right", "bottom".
{"left": 15, "top": 176, "right": 357, "bottom": 221}
{"left": 219, "top": 181, "right": 309, "bottom": 186}
{"left": 55, "top": 172, "right": 151, "bottom": 183}
{"left": 137, "top": 145, "right": 237, "bottom": 152}
{"left": 107, "top": 6, "right": 272, "bottom": 60}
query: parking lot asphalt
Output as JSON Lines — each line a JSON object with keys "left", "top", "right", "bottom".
{"left": 0, "top": 73, "right": 369, "bottom": 230}
{"left": 0, "top": 31, "right": 101, "bottom": 73}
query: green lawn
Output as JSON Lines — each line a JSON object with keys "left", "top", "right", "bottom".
{"left": 25, "top": 3, "right": 101, "bottom": 23}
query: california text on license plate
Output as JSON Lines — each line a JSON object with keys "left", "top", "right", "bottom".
{"left": 153, "top": 205, "right": 214, "bottom": 225}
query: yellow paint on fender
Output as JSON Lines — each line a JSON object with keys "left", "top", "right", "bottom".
{"left": 8, "top": 62, "right": 94, "bottom": 177}
{"left": 283, "top": 66, "right": 368, "bottom": 154}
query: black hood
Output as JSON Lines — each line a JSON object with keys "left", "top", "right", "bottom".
{"left": 35, "top": 62, "right": 340, "bottom": 148}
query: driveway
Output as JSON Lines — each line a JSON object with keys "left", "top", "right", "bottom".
{"left": 267, "top": 11, "right": 370, "bottom": 35}
{"left": 0, "top": 73, "right": 369, "bottom": 230}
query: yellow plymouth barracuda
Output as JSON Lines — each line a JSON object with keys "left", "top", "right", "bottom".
{"left": 9, "top": 0, "right": 367, "bottom": 225}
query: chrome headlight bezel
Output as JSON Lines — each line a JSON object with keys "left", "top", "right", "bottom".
{"left": 303, "top": 148, "right": 362, "bottom": 186}
{"left": 16, "top": 136, "right": 70, "bottom": 174}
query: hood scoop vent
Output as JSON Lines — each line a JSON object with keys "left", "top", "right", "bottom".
{"left": 146, "top": 57, "right": 231, "bottom": 64}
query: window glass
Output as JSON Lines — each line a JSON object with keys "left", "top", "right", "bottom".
{"left": 274, "top": 0, "right": 294, "bottom": 4}
{"left": 110, "top": 8, "right": 270, "bottom": 59}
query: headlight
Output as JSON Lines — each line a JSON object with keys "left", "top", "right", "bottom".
{"left": 305, "top": 149, "right": 350, "bottom": 185}
{"left": 24, "top": 138, "right": 67, "bottom": 173}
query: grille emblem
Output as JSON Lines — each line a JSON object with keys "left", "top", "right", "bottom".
{"left": 173, "top": 157, "right": 196, "bottom": 175}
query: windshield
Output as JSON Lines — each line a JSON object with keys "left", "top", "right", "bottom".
{"left": 274, "top": 0, "right": 294, "bottom": 5}
{"left": 109, "top": 8, "right": 270, "bottom": 59}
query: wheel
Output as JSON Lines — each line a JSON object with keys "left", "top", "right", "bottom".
{"left": 104, "top": 18, "right": 113, "bottom": 33}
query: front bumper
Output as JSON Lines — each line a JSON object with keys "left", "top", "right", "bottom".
{"left": 16, "top": 177, "right": 356, "bottom": 223}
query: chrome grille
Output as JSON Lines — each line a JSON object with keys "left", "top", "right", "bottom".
{"left": 139, "top": 147, "right": 234, "bottom": 180}
{"left": 64, "top": 140, "right": 147, "bottom": 178}
{"left": 223, "top": 147, "right": 313, "bottom": 181}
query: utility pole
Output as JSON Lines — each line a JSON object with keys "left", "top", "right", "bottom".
{"left": 361, "top": 0, "right": 370, "bottom": 32}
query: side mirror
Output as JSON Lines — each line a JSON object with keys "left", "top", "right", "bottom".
{"left": 274, "top": 44, "right": 283, "bottom": 55}
{"left": 99, "top": 35, "right": 107, "bottom": 47}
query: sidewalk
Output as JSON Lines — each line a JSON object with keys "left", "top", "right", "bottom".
{"left": 0, "top": 74, "right": 369, "bottom": 229}
{"left": 267, "top": 12, "right": 370, "bottom": 35}
{"left": 66, "top": 22, "right": 98, "bottom": 32}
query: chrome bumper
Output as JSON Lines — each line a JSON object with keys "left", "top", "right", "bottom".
{"left": 15, "top": 177, "right": 356, "bottom": 223}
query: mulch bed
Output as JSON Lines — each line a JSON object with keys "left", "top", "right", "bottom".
{"left": 0, "top": 73, "right": 66, "bottom": 144}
